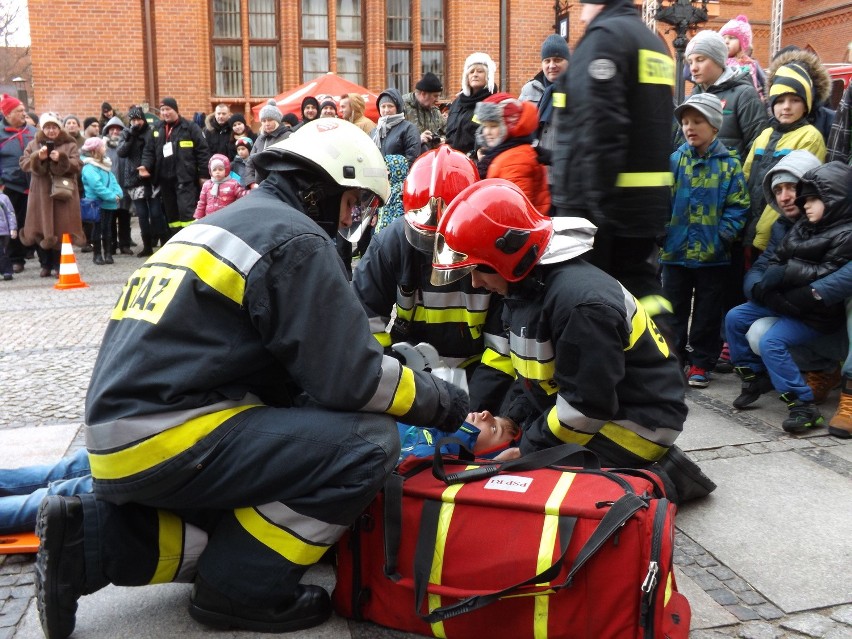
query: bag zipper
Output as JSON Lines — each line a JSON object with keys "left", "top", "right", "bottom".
{"left": 641, "top": 498, "right": 669, "bottom": 637}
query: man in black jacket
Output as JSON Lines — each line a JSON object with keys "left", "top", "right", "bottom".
{"left": 550, "top": 0, "right": 674, "bottom": 312}
{"left": 204, "top": 103, "right": 234, "bottom": 159}
{"left": 146, "top": 97, "right": 210, "bottom": 236}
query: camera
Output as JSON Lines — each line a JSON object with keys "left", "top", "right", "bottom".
{"left": 44, "top": 141, "right": 55, "bottom": 154}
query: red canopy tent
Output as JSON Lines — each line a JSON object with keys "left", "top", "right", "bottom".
{"left": 251, "top": 73, "right": 380, "bottom": 122}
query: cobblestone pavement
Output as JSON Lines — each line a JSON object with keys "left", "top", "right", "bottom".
{"left": 0, "top": 225, "right": 850, "bottom": 638}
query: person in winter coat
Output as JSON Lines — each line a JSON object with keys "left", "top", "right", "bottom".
{"left": 18, "top": 113, "right": 85, "bottom": 277}
{"left": 228, "top": 112, "right": 255, "bottom": 151}
{"left": 145, "top": 97, "right": 210, "bottom": 236}
{"left": 473, "top": 93, "right": 550, "bottom": 214}
{"left": 203, "top": 104, "right": 234, "bottom": 160}
{"left": 550, "top": 0, "right": 675, "bottom": 312}
{"left": 299, "top": 96, "right": 320, "bottom": 125}
{"left": 742, "top": 49, "right": 830, "bottom": 253}
{"left": 243, "top": 99, "right": 291, "bottom": 188}
{"left": 0, "top": 184, "right": 16, "bottom": 280}
{"left": 118, "top": 105, "right": 168, "bottom": 255}
{"left": 397, "top": 410, "right": 520, "bottom": 461}
{"left": 402, "top": 72, "right": 445, "bottom": 153}
{"left": 194, "top": 154, "right": 246, "bottom": 219}
{"left": 340, "top": 93, "right": 376, "bottom": 135}
{"left": 103, "top": 116, "right": 134, "bottom": 255}
{"left": 445, "top": 52, "right": 496, "bottom": 155}
{"left": 725, "top": 162, "right": 852, "bottom": 434}
{"left": 62, "top": 115, "right": 85, "bottom": 149}
{"left": 719, "top": 14, "right": 766, "bottom": 103}
{"left": 371, "top": 89, "right": 421, "bottom": 165}
{"left": 0, "top": 94, "right": 36, "bottom": 273}
{"left": 230, "top": 136, "right": 253, "bottom": 188}
{"left": 661, "top": 93, "right": 750, "bottom": 387}
{"left": 80, "top": 136, "right": 123, "bottom": 266}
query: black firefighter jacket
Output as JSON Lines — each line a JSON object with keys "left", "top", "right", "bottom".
{"left": 145, "top": 115, "right": 210, "bottom": 185}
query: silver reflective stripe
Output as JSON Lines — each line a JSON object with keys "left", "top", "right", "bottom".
{"left": 510, "top": 333, "right": 555, "bottom": 361}
{"left": 256, "top": 503, "right": 347, "bottom": 545}
{"left": 85, "top": 394, "right": 263, "bottom": 452}
{"left": 484, "top": 332, "right": 510, "bottom": 356}
{"left": 610, "top": 419, "right": 681, "bottom": 447}
{"left": 174, "top": 224, "right": 263, "bottom": 276}
{"left": 556, "top": 396, "right": 605, "bottom": 434}
{"left": 360, "top": 355, "right": 402, "bottom": 412}
{"left": 368, "top": 316, "right": 390, "bottom": 334}
{"left": 441, "top": 355, "right": 469, "bottom": 368}
{"left": 420, "top": 290, "right": 490, "bottom": 312}
{"left": 175, "top": 523, "right": 209, "bottom": 583}
{"left": 396, "top": 289, "right": 416, "bottom": 311}
{"left": 621, "top": 285, "right": 638, "bottom": 337}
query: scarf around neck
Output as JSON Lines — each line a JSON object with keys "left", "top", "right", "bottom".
{"left": 373, "top": 113, "right": 405, "bottom": 141}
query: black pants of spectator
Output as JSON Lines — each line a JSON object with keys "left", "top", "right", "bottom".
{"left": 5, "top": 189, "right": 28, "bottom": 268}
{"left": 133, "top": 197, "right": 169, "bottom": 246}
{"left": 159, "top": 179, "right": 200, "bottom": 238}
{"left": 662, "top": 264, "right": 727, "bottom": 371}
{"left": 34, "top": 247, "right": 60, "bottom": 273}
{"left": 719, "top": 242, "right": 748, "bottom": 343}
{"left": 0, "top": 236, "right": 11, "bottom": 277}
{"left": 110, "top": 207, "right": 133, "bottom": 252}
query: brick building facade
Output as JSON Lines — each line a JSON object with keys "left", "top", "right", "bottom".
{"left": 26, "top": 1, "right": 852, "bottom": 123}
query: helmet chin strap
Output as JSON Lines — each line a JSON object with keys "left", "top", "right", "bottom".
{"left": 299, "top": 182, "right": 345, "bottom": 239}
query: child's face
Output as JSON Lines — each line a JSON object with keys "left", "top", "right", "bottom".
{"left": 236, "top": 146, "right": 250, "bottom": 159}
{"left": 773, "top": 94, "right": 806, "bottom": 124}
{"left": 722, "top": 35, "right": 741, "bottom": 57}
{"left": 467, "top": 410, "right": 515, "bottom": 453}
{"left": 210, "top": 165, "right": 228, "bottom": 180}
{"left": 687, "top": 55, "right": 723, "bottom": 87}
{"left": 481, "top": 121, "right": 502, "bottom": 148}
{"left": 773, "top": 183, "right": 801, "bottom": 220}
{"left": 232, "top": 121, "right": 246, "bottom": 135}
{"left": 802, "top": 196, "right": 825, "bottom": 223}
{"left": 680, "top": 109, "right": 715, "bottom": 154}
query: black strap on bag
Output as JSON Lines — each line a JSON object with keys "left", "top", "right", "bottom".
{"left": 414, "top": 492, "right": 647, "bottom": 623}
{"left": 382, "top": 473, "right": 404, "bottom": 582}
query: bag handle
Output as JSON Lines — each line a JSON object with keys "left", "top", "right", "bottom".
{"left": 433, "top": 441, "right": 600, "bottom": 484}
{"left": 414, "top": 492, "right": 647, "bottom": 623}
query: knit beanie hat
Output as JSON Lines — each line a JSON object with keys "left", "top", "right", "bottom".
{"left": 63, "top": 114, "right": 81, "bottom": 127}
{"left": 320, "top": 99, "right": 338, "bottom": 113}
{"left": 81, "top": 136, "right": 105, "bottom": 154}
{"left": 719, "top": 14, "right": 753, "bottom": 53}
{"left": 0, "top": 94, "right": 22, "bottom": 117}
{"left": 415, "top": 72, "right": 443, "bottom": 93}
{"left": 83, "top": 116, "right": 98, "bottom": 130}
{"left": 475, "top": 92, "right": 535, "bottom": 146}
{"left": 229, "top": 113, "right": 247, "bottom": 127}
{"left": 674, "top": 93, "right": 724, "bottom": 131}
{"left": 127, "top": 105, "right": 145, "bottom": 121}
{"left": 769, "top": 62, "right": 814, "bottom": 114}
{"left": 685, "top": 30, "right": 728, "bottom": 71}
{"left": 235, "top": 136, "right": 253, "bottom": 150}
{"left": 282, "top": 113, "right": 300, "bottom": 128}
{"left": 208, "top": 153, "right": 231, "bottom": 173}
{"left": 159, "top": 97, "right": 179, "bottom": 112}
{"left": 301, "top": 96, "right": 320, "bottom": 121}
{"left": 461, "top": 52, "right": 496, "bottom": 96}
{"left": 259, "top": 98, "right": 283, "bottom": 122}
{"left": 540, "top": 34, "right": 570, "bottom": 60}
{"left": 38, "top": 112, "right": 62, "bottom": 130}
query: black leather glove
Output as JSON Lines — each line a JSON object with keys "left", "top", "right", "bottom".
{"left": 760, "top": 265, "right": 787, "bottom": 292}
{"left": 783, "top": 286, "right": 820, "bottom": 314}
{"left": 432, "top": 380, "right": 470, "bottom": 433}
{"left": 762, "top": 290, "right": 803, "bottom": 318}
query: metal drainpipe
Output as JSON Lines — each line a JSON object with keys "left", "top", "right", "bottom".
{"left": 500, "top": 0, "right": 508, "bottom": 91}
{"left": 143, "top": 0, "right": 157, "bottom": 108}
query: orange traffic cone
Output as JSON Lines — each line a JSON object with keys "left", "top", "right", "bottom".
{"left": 54, "top": 233, "right": 89, "bottom": 290}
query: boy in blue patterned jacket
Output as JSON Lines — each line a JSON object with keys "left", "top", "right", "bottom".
{"left": 661, "top": 93, "right": 750, "bottom": 388}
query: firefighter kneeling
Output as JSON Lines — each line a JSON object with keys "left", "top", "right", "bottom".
{"left": 431, "top": 178, "right": 716, "bottom": 503}
{"left": 34, "top": 120, "right": 469, "bottom": 639}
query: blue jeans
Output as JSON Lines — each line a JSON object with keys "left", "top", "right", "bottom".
{"left": 726, "top": 302, "right": 822, "bottom": 401}
{"left": 0, "top": 448, "right": 92, "bottom": 535}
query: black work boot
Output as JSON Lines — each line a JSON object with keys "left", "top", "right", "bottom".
{"left": 137, "top": 234, "right": 153, "bottom": 257}
{"left": 35, "top": 496, "right": 89, "bottom": 639}
{"left": 780, "top": 392, "right": 825, "bottom": 434}
{"left": 733, "top": 366, "right": 774, "bottom": 409}
{"left": 189, "top": 575, "right": 332, "bottom": 633}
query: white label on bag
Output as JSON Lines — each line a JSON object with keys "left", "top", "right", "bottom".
{"left": 484, "top": 475, "right": 532, "bottom": 493}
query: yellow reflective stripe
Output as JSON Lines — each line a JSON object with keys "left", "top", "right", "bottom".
{"left": 638, "top": 294, "right": 673, "bottom": 317}
{"left": 428, "top": 482, "right": 465, "bottom": 638}
{"left": 152, "top": 242, "right": 246, "bottom": 304}
{"left": 599, "top": 421, "right": 668, "bottom": 461}
{"left": 387, "top": 366, "right": 417, "bottom": 416}
{"left": 547, "top": 406, "right": 593, "bottom": 446}
{"left": 410, "top": 306, "right": 488, "bottom": 328}
{"left": 553, "top": 92, "right": 566, "bottom": 108}
{"left": 481, "top": 347, "right": 516, "bottom": 377}
{"left": 615, "top": 172, "right": 674, "bottom": 188}
{"left": 373, "top": 332, "right": 392, "bottom": 347}
{"left": 638, "top": 49, "right": 675, "bottom": 86}
{"left": 235, "top": 506, "right": 330, "bottom": 565}
{"left": 168, "top": 219, "right": 195, "bottom": 228}
{"left": 89, "top": 405, "right": 258, "bottom": 480}
{"left": 664, "top": 570, "right": 673, "bottom": 605}
{"left": 150, "top": 510, "right": 183, "bottom": 584}
{"left": 627, "top": 301, "right": 647, "bottom": 351}
{"left": 511, "top": 354, "right": 555, "bottom": 382}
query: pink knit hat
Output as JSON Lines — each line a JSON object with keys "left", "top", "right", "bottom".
{"left": 719, "top": 14, "right": 753, "bottom": 53}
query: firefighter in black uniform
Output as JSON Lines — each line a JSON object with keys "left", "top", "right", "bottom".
{"left": 352, "top": 145, "right": 515, "bottom": 413}
{"left": 34, "top": 120, "right": 469, "bottom": 639}
{"left": 550, "top": 0, "right": 675, "bottom": 315}
{"left": 432, "top": 179, "right": 714, "bottom": 502}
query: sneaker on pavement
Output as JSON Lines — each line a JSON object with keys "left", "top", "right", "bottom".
{"left": 714, "top": 342, "right": 733, "bottom": 373}
{"left": 805, "top": 367, "right": 841, "bottom": 404}
{"left": 687, "top": 365, "right": 710, "bottom": 388}
{"left": 779, "top": 392, "right": 825, "bottom": 434}
{"left": 35, "top": 496, "right": 88, "bottom": 639}
{"left": 189, "top": 575, "right": 332, "bottom": 633}
{"left": 733, "top": 366, "right": 774, "bottom": 409}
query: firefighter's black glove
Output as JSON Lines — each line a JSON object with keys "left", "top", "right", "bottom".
{"left": 433, "top": 381, "right": 470, "bottom": 433}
